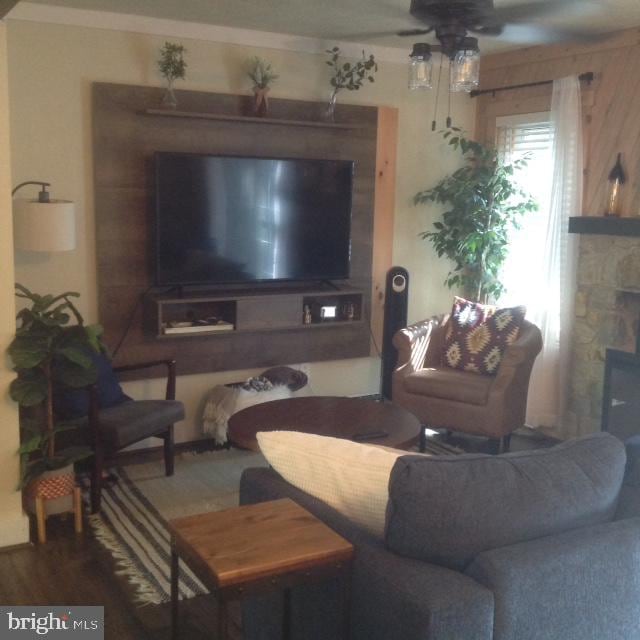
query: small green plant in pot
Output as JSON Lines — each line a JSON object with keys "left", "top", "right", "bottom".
{"left": 324, "top": 47, "right": 378, "bottom": 122}
{"left": 414, "top": 129, "right": 537, "bottom": 303}
{"left": 157, "top": 41, "right": 187, "bottom": 109}
{"left": 247, "top": 56, "right": 278, "bottom": 117}
{"left": 9, "top": 285, "right": 102, "bottom": 516}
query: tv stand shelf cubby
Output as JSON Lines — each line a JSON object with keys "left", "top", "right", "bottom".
{"left": 147, "top": 287, "right": 364, "bottom": 339}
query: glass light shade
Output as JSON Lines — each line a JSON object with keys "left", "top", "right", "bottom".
{"left": 450, "top": 39, "right": 480, "bottom": 93}
{"left": 408, "top": 43, "right": 433, "bottom": 90}
{"left": 13, "top": 199, "right": 76, "bottom": 251}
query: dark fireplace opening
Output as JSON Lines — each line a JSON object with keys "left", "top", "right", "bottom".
{"left": 602, "top": 348, "right": 640, "bottom": 444}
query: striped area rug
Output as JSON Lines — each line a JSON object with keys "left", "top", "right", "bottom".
{"left": 85, "top": 467, "right": 209, "bottom": 605}
{"left": 84, "top": 447, "right": 267, "bottom": 605}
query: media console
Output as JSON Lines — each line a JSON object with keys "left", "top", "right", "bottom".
{"left": 147, "top": 286, "right": 364, "bottom": 338}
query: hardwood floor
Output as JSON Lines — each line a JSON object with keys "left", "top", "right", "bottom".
{"left": 0, "top": 517, "right": 241, "bottom": 640}
{"left": 0, "top": 519, "right": 148, "bottom": 639}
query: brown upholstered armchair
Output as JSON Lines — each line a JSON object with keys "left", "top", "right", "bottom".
{"left": 392, "top": 314, "right": 542, "bottom": 451}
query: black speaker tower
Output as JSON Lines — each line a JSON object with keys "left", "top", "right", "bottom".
{"left": 381, "top": 266, "right": 409, "bottom": 400}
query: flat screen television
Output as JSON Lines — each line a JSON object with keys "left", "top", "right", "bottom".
{"left": 154, "top": 152, "right": 354, "bottom": 286}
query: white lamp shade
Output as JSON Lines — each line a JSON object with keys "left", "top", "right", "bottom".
{"left": 13, "top": 198, "right": 76, "bottom": 252}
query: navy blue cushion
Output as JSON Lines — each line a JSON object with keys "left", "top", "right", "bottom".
{"left": 54, "top": 351, "right": 131, "bottom": 419}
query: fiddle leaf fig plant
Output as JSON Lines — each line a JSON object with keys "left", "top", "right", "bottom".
{"left": 414, "top": 129, "right": 537, "bottom": 302}
{"left": 9, "top": 285, "right": 103, "bottom": 488}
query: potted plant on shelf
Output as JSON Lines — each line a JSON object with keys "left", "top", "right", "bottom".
{"left": 9, "top": 285, "right": 102, "bottom": 522}
{"left": 247, "top": 56, "right": 279, "bottom": 117}
{"left": 414, "top": 129, "right": 537, "bottom": 303}
{"left": 324, "top": 47, "right": 378, "bottom": 122}
{"left": 157, "top": 41, "right": 187, "bottom": 110}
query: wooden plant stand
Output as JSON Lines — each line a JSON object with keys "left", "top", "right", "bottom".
{"left": 35, "top": 486, "right": 83, "bottom": 544}
{"left": 27, "top": 470, "right": 84, "bottom": 544}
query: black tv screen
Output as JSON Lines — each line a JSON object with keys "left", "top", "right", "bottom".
{"left": 154, "top": 152, "right": 354, "bottom": 286}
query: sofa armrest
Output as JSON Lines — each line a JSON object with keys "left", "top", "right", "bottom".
{"left": 240, "top": 467, "right": 494, "bottom": 640}
{"left": 466, "top": 517, "right": 640, "bottom": 640}
{"left": 392, "top": 314, "right": 449, "bottom": 376}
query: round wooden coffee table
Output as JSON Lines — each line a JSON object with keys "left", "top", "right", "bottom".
{"left": 228, "top": 396, "right": 421, "bottom": 452}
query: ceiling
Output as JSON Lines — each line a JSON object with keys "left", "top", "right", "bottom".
{"left": 21, "top": 0, "right": 640, "bottom": 53}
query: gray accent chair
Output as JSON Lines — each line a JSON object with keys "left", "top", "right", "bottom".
{"left": 89, "top": 359, "right": 184, "bottom": 513}
{"left": 239, "top": 433, "right": 640, "bottom": 640}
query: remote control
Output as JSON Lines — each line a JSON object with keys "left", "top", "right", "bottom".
{"left": 352, "top": 430, "right": 389, "bottom": 442}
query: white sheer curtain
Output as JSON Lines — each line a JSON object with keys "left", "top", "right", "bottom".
{"left": 501, "top": 76, "right": 583, "bottom": 434}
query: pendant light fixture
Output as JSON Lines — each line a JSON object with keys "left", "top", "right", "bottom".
{"left": 408, "top": 43, "right": 433, "bottom": 90}
{"left": 408, "top": 32, "right": 481, "bottom": 130}
{"left": 450, "top": 37, "right": 480, "bottom": 93}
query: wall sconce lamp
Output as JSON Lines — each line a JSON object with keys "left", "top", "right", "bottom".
{"left": 12, "top": 181, "right": 76, "bottom": 252}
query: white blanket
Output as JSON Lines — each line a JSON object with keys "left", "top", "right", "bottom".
{"left": 202, "top": 384, "right": 295, "bottom": 445}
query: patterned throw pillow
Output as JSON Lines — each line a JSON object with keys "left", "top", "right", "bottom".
{"left": 441, "top": 297, "right": 526, "bottom": 376}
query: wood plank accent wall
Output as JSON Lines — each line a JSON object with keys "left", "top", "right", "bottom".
{"left": 92, "top": 83, "right": 397, "bottom": 378}
{"left": 371, "top": 107, "right": 399, "bottom": 354}
{"left": 475, "top": 27, "right": 640, "bottom": 217}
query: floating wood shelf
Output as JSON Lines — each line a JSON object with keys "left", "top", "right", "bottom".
{"left": 142, "top": 108, "right": 364, "bottom": 130}
{"left": 569, "top": 216, "right": 640, "bottom": 237}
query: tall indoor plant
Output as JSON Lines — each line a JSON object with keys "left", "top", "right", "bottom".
{"left": 414, "top": 129, "right": 537, "bottom": 302}
{"left": 9, "top": 285, "right": 102, "bottom": 505}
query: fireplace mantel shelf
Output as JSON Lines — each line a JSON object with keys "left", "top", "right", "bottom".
{"left": 569, "top": 216, "right": 640, "bottom": 237}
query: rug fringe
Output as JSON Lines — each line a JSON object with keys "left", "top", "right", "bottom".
{"left": 88, "top": 513, "right": 164, "bottom": 606}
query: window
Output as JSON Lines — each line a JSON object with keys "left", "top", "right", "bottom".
{"left": 495, "top": 114, "right": 555, "bottom": 314}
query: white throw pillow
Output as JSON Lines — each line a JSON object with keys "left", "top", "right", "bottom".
{"left": 256, "top": 430, "right": 408, "bottom": 538}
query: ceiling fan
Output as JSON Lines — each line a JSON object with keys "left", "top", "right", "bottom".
{"left": 396, "top": 0, "right": 597, "bottom": 57}
{"left": 346, "top": 0, "right": 601, "bottom": 97}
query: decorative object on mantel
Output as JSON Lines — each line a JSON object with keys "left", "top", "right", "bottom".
{"left": 157, "top": 41, "right": 187, "bottom": 110}
{"left": 12, "top": 181, "right": 75, "bottom": 252}
{"left": 8, "top": 285, "right": 102, "bottom": 542}
{"left": 414, "top": 129, "right": 537, "bottom": 302}
{"left": 324, "top": 47, "right": 378, "bottom": 122}
{"left": 604, "top": 152, "right": 626, "bottom": 217}
{"left": 247, "top": 56, "right": 278, "bottom": 117}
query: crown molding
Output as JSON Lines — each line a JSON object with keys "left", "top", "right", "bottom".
{"left": 7, "top": 2, "right": 409, "bottom": 64}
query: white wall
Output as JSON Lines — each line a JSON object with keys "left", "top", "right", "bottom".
{"left": 6, "top": 13, "right": 475, "bottom": 445}
{"left": 0, "top": 20, "right": 29, "bottom": 547}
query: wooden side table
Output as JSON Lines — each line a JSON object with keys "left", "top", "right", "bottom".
{"left": 168, "top": 498, "right": 354, "bottom": 640}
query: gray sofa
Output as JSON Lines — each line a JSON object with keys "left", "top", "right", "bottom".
{"left": 239, "top": 433, "right": 640, "bottom": 640}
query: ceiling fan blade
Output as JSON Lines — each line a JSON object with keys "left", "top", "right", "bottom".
{"left": 468, "top": 24, "right": 504, "bottom": 37}
{"left": 0, "top": 0, "right": 20, "bottom": 19}
{"left": 497, "top": 23, "right": 610, "bottom": 45}
{"left": 336, "top": 29, "right": 415, "bottom": 41}
{"left": 397, "top": 27, "right": 433, "bottom": 37}
{"left": 490, "top": 0, "right": 599, "bottom": 24}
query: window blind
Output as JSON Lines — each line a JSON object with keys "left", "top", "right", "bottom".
{"left": 496, "top": 121, "right": 554, "bottom": 159}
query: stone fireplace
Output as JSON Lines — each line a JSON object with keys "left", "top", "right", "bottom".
{"left": 566, "top": 234, "right": 640, "bottom": 437}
